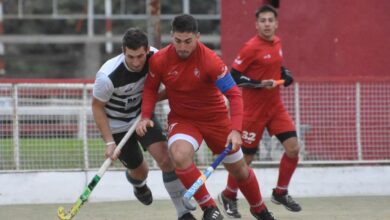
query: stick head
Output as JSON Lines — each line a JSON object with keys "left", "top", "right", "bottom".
{"left": 181, "top": 197, "right": 197, "bottom": 211}
{"left": 57, "top": 207, "right": 71, "bottom": 220}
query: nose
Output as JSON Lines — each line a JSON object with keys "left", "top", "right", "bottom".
{"left": 132, "top": 59, "right": 141, "bottom": 68}
{"left": 178, "top": 42, "right": 188, "bottom": 51}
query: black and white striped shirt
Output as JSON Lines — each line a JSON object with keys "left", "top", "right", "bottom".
{"left": 93, "top": 47, "right": 157, "bottom": 134}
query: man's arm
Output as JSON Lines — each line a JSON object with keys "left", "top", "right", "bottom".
{"left": 157, "top": 85, "right": 167, "bottom": 101}
{"left": 215, "top": 72, "right": 243, "bottom": 149}
{"left": 92, "top": 97, "right": 120, "bottom": 160}
{"left": 136, "top": 71, "right": 161, "bottom": 136}
{"left": 231, "top": 68, "right": 263, "bottom": 88}
{"left": 231, "top": 68, "right": 279, "bottom": 89}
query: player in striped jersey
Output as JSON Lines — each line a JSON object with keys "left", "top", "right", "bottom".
{"left": 92, "top": 28, "right": 196, "bottom": 220}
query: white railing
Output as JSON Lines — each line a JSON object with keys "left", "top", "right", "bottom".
{"left": 0, "top": 82, "right": 389, "bottom": 171}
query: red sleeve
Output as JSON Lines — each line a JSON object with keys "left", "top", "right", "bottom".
{"left": 224, "top": 86, "right": 243, "bottom": 132}
{"left": 141, "top": 59, "right": 162, "bottom": 119}
{"left": 202, "top": 45, "right": 228, "bottom": 81}
{"left": 231, "top": 42, "right": 256, "bottom": 73}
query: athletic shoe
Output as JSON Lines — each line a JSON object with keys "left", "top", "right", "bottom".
{"left": 271, "top": 189, "right": 301, "bottom": 212}
{"left": 179, "top": 212, "right": 197, "bottom": 220}
{"left": 251, "top": 207, "right": 276, "bottom": 220}
{"left": 134, "top": 185, "right": 153, "bottom": 205}
{"left": 202, "top": 206, "right": 224, "bottom": 220}
{"left": 217, "top": 192, "right": 241, "bottom": 218}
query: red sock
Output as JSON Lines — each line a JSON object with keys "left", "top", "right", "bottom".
{"left": 175, "top": 163, "right": 216, "bottom": 209}
{"left": 236, "top": 167, "right": 265, "bottom": 214}
{"left": 275, "top": 153, "right": 298, "bottom": 195}
{"left": 223, "top": 174, "right": 239, "bottom": 199}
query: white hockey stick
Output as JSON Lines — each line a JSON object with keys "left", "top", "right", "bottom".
{"left": 57, "top": 115, "right": 141, "bottom": 220}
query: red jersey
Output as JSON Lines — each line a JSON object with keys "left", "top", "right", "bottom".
{"left": 231, "top": 35, "right": 283, "bottom": 121}
{"left": 142, "top": 42, "right": 242, "bottom": 131}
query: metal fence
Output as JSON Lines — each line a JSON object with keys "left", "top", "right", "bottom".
{"left": 0, "top": 81, "right": 389, "bottom": 171}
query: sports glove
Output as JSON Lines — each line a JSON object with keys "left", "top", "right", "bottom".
{"left": 281, "top": 66, "right": 294, "bottom": 87}
{"left": 231, "top": 68, "right": 263, "bottom": 88}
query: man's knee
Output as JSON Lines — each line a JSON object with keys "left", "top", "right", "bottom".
{"left": 225, "top": 159, "right": 249, "bottom": 181}
{"left": 128, "top": 161, "right": 149, "bottom": 180}
{"left": 155, "top": 155, "right": 175, "bottom": 172}
{"left": 169, "top": 140, "right": 194, "bottom": 168}
{"left": 283, "top": 137, "right": 300, "bottom": 157}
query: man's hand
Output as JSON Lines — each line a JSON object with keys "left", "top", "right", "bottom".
{"left": 226, "top": 130, "right": 242, "bottom": 151}
{"left": 136, "top": 118, "right": 154, "bottom": 137}
{"left": 105, "top": 142, "right": 120, "bottom": 161}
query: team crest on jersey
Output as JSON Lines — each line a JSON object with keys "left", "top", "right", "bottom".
{"left": 194, "top": 68, "right": 200, "bottom": 78}
{"left": 168, "top": 70, "right": 178, "bottom": 77}
{"left": 263, "top": 54, "right": 272, "bottom": 59}
{"left": 167, "top": 123, "right": 178, "bottom": 135}
{"left": 234, "top": 56, "right": 243, "bottom": 65}
{"left": 217, "top": 66, "right": 228, "bottom": 79}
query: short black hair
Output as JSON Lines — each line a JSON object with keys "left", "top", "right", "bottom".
{"left": 122, "top": 28, "right": 148, "bottom": 50}
{"left": 255, "top": 4, "right": 278, "bottom": 18}
{"left": 171, "top": 14, "right": 198, "bottom": 33}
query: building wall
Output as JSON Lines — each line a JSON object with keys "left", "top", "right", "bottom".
{"left": 221, "top": 0, "right": 390, "bottom": 81}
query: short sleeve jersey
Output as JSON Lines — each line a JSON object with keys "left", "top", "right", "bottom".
{"left": 93, "top": 47, "right": 157, "bottom": 134}
{"left": 145, "top": 42, "right": 230, "bottom": 122}
{"left": 231, "top": 35, "right": 284, "bottom": 120}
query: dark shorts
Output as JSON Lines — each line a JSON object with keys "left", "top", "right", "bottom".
{"left": 113, "top": 116, "right": 166, "bottom": 169}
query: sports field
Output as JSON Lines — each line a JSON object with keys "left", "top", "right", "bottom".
{"left": 1, "top": 196, "right": 389, "bottom": 220}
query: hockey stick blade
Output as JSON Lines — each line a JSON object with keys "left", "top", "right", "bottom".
{"left": 57, "top": 115, "right": 141, "bottom": 220}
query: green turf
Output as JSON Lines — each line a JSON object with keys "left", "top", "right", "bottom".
{"left": 0, "top": 138, "right": 215, "bottom": 170}
{"left": 0, "top": 138, "right": 107, "bottom": 170}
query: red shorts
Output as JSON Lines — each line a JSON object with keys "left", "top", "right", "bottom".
{"left": 166, "top": 116, "right": 240, "bottom": 155}
{"left": 242, "top": 104, "right": 295, "bottom": 149}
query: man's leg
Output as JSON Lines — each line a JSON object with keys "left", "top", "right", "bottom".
{"left": 148, "top": 141, "right": 196, "bottom": 219}
{"left": 219, "top": 154, "right": 254, "bottom": 218}
{"left": 272, "top": 134, "right": 301, "bottom": 212}
{"left": 223, "top": 151, "right": 276, "bottom": 220}
{"left": 220, "top": 145, "right": 259, "bottom": 218}
{"left": 124, "top": 162, "right": 153, "bottom": 205}
{"left": 115, "top": 132, "right": 153, "bottom": 206}
{"left": 170, "top": 139, "right": 223, "bottom": 220}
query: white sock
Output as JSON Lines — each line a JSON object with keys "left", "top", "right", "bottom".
{"left": 163, "top": 171, "right": 190, "bottom": 218}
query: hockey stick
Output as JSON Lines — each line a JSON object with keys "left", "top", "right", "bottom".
{"left": 57, "top": 115, "right": 141, "bottom": 220}
{"left": 181, "top": 144, "right": 233, "bottom": 209}
{"left": 239, "top": 79, "right": 285, "bottom": 88}
{"left": 255, "top": 79, "right": 285, "bottom": 88}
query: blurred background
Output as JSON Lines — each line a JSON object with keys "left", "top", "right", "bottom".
{"left": 0, "top": 0, "right": 221, "bottom": 78}
{"left": 0, "top": 0, "right": 389, "bottom": 212}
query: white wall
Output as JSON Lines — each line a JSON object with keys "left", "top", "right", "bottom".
{"left": 1, "top": 166, "right": 390, "bottom": 205}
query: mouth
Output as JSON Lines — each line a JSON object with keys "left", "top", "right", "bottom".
{"left": 177, "top": 51, "right": 189, "bottom": 58}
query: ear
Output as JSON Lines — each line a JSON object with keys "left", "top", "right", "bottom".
{"left": 195, "top": 32, "right": 200, "bottom": 40}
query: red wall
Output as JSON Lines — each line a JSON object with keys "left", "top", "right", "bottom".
{"left": 221, "top": 0, "right": 390, "bottom": 81}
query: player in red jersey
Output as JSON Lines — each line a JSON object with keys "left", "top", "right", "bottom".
{"left": 218, "top": 5, "right": 301, "bottom": 219}
{"left": 136, "top": 14, "right": 276, "bottom": 220}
